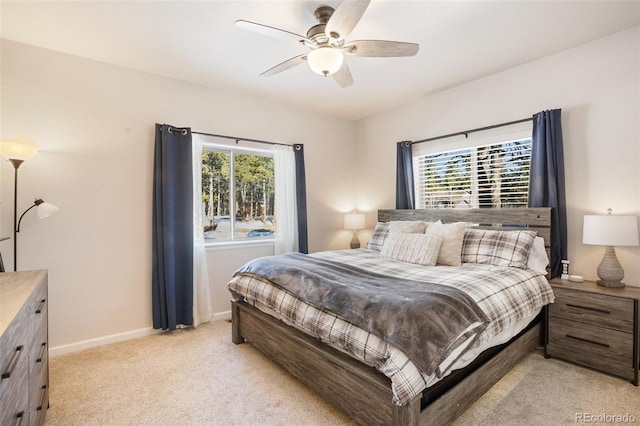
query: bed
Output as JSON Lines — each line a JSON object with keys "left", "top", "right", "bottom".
{"left": 228, "top": 208, "right": 554, "bottom": 425}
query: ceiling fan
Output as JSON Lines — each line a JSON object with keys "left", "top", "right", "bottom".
{"left": 236, "top": 0, "right": 419, "bottom": 88}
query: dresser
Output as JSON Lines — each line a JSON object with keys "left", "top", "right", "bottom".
{"left": 0, "top": 270, "right": 49, "bottom": 426}
{"left": 545, "top": 278, "right": 639, "bottom": 385}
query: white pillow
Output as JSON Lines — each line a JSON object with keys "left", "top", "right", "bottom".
{"left": 425, "top": 221, "right": 467, "bottom": 266}
{"left": 388, "top": 220, "right": 428, "bottom": 234}
{"left": 527, "top": 236, "right": 549, "bottom": 275}
{"left": 381, "top": 233, "right": 443, "bottom": 266}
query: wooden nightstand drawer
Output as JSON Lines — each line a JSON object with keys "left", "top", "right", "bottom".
{"left": 545, "top": 279, "right": 639, "bottom": 385}
{"left": 548, "top": 317, "right": 632, "bottom": 367}
{"left": 550, "top": 286, "right": 634, "bottom": 333}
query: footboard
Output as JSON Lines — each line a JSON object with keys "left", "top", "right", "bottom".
{"left": 232, "top": 300, "right": 542, "bottom": 426}
{"left": 231, "top": 300, "right": 413, "bottom": 424}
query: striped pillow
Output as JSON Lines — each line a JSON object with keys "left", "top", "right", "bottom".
{"left": 380, "top": 233, "right": 443, "bottom": 266}
{"left": 462, "top": 229, "right": 537, "bottom": 269}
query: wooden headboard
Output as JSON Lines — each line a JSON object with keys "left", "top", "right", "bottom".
{"left": 378, "top": 207, "right": 552, "bottom": 252}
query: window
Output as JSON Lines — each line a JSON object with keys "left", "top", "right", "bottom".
{"left": 413, "top": 134, "right": 532, "bottom": 209}
{"left": 201, "top": 142, "right": 275, "bottom": 243}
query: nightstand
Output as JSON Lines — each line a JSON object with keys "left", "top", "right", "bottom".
{"left": 545, "top": 278, "right": 639, "bottom": 385}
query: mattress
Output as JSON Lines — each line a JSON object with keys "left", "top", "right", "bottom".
{"left": 228, "top": 248, "right": 554, "bottom": 405}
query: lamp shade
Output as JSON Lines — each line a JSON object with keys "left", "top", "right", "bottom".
{"left": 0, "top": 141, "right": 38, "bottom": 161}
{"left": 583, "top": 214, "right": 639, "bottom": 247}
{"left": 37, "top": 202, "right": 59, "bottom": 219}
{"left": 308, "top": 47, "right": 343, "bottom": 76}
{"left": 344, "top": 212, "right": 365, "bottom": 230}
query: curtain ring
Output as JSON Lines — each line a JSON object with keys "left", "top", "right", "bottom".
{"left": 167, "top": 127, "right": 188, "bottom": 135}
{"left": 295, "top": 144, "right": 302, "bottom": 151}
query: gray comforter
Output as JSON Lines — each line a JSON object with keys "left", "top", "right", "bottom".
{"left": 234, "top": 252, "right": 489, "bottom": 377}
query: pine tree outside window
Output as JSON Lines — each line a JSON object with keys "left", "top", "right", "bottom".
{"left": 201, "top": 141, "right": 275, "bottom": 244}
{"left": 413, "top": 126, "right": 532, "bottom": 209}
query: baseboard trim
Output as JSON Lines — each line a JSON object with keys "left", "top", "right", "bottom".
{"left": 49, "top": 310, "right": 232, "bottom": 357}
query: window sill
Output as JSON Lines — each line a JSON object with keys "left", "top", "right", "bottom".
{"left": 205, "top": 239, "right": 275, "bottom": 251}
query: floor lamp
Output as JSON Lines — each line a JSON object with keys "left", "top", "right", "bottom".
{"left": 1, "top": 141, "right": 58, "bottom": 271}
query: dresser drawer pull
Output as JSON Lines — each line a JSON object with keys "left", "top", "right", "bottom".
{"left": 36, "top": 342, "right": 47, "bottom": 362}
{"left": 35, "top": 298, "right": 46, "bottom": 314}
{"left": 1, "top": 345, "right": 24, "bottom": 380}
{"left": 13, "top": 411, "right": 25, "bottom": 426}
{"left": 37, "top": 384, "right": 48, "bottom": 410}
{"left": 566, "top": 334, "right": 610, "bottom": 348}
{"left": 566, "top": 303, "right": 610, "bottom": 314}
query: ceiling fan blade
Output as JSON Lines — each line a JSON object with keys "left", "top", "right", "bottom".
{"left": 332, "top": 60, "right": 353, "bottom": 88}
{"left": 260, "top": 54, "right": 308, "bottom": 77}
{"left": 325, "top": 0, "right": 371, "bottom": 41}
{"left": 342, "top": 40, "right": 419, "bottom": 57}
{"left": 236, "top": 20, "right": 310, "bottom": 45}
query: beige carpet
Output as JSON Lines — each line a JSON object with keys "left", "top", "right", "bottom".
{"left": 44, "top": 320, "right": 639, "bottom": 426}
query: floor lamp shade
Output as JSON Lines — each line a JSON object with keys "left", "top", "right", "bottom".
{"left": 583, "top": 212, "right": 639, "bottom": 288}
{"left": 0, "top": 141, "right": 39, "bottom": 162}
{"left": 17, "top": 199, "right": 59, "bottom": 231}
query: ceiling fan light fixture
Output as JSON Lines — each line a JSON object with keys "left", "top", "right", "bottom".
{"left": 307, "top": 47, "right": 343, "bottom": 76}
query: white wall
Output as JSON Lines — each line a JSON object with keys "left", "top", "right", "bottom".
{"left": 0, "top": 39, "right": 358, "bottom": 352}
{"left": 3, "top": 25, "right": 638, "bottom": 353}
{"left": 355, "top": 26, "right": 640, "bottom": 287}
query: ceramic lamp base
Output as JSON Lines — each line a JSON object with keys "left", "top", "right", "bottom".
{"left": 350, "top": 231, "right": 361, "bottom": 249}
{"left": 596, "top": 246, "right": 625, "bottom": 288}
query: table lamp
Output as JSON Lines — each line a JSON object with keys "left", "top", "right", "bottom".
{"left": 344, "top": 212, "right": 365, "bottom": 249}
{"left": 583, "top": 209, "right": 639, "bottom": 288}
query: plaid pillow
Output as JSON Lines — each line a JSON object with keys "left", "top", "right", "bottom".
{"left": 367, "top": 222, "right": 389, "bottom": 251}
{"left": 462, "top": 229, "right": 537, "bottom": 269}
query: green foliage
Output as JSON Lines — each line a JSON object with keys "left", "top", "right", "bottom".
{"left": 201, "top": 149, "right": 274, "bottom": 223}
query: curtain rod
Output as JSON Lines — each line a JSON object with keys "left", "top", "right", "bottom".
{"left": 192, "top": 131, "right": 294, "bottom": 148}
{"left": 411, "top": 116, "right": 534, "bottom": 146}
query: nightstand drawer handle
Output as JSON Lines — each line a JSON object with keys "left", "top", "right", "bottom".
{"left": 566, "top": 334, "right": 610, "bottom": 348}
{"left": 566, "top": 303, "right": 610, "bottom": 315}
{"left": 1, "top": 345, "right": 24, "bottom": 380}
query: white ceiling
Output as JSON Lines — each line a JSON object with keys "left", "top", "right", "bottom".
{"left": 1, "top": 1, "right": 639, "bottom": 121}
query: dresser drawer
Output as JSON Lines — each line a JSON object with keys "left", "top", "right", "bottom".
{"left": 30, "top": 360, "right": 49, "bottom": 426}
{"left": 1, "top": 304, "right": 29, "bottom": 369}
{"left": 550, "top": 287, "right": 634, "bottom": 333}
{"left": 30, "top": 384, "right": 48, "bottom": 426}
{"left": 547, "top": 317, "right": 634, "bottom": 380}
{"left": 28, "top": 282, "right": 48, "bottom": 344}
{"left": 0, "top": 353, "right": 29, "bottom": 426}
{"left": 30, "top": 315, "right": 48, "bottom": 369}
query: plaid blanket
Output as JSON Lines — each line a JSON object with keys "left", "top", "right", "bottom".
{"left": 228, "top": 249, "right": 554, "bottom": 406}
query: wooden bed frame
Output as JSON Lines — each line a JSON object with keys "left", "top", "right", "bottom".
{"left": 231, "top": 207, "right": 552, "bottom": 425}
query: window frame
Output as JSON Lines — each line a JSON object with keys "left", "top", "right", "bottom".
{"left": 201, "top": 140, "right": 276, "bottom": 248}
{"left": 412, "top": 123, "right": 533, "bottom": 209}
